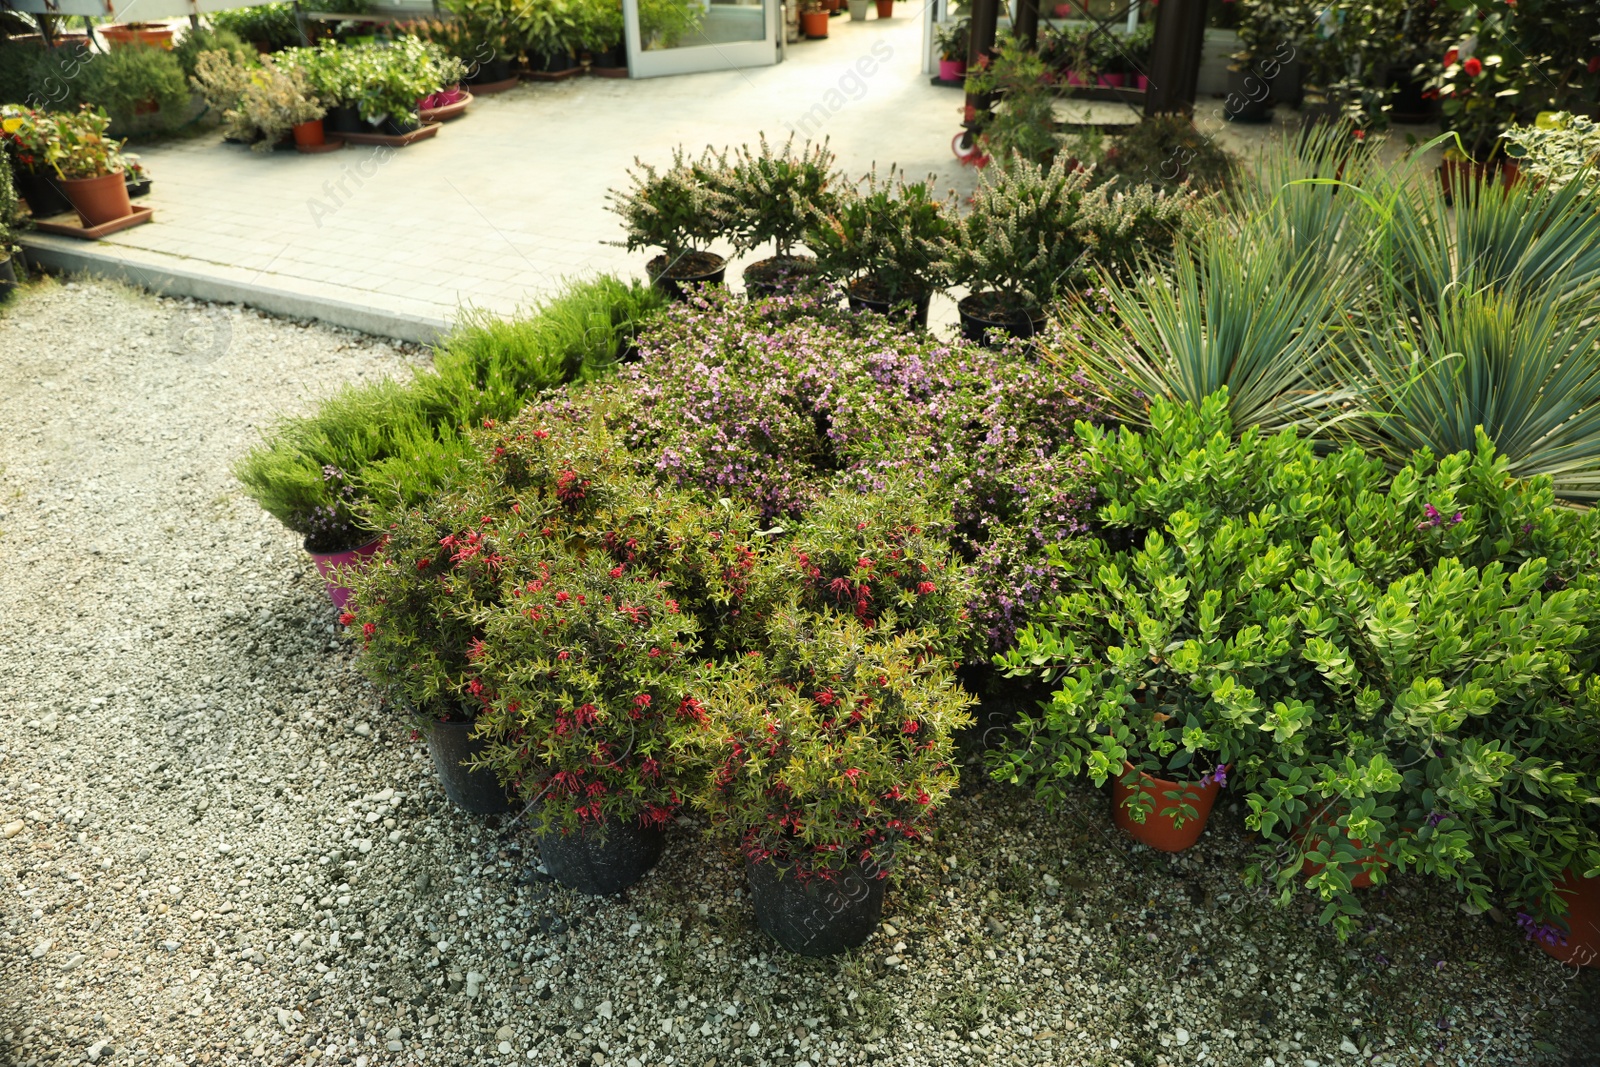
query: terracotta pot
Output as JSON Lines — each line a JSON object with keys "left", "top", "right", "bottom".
{"left": 801, "top": 10, "right": 830, "bottom": 37}
{"left": 1439, "top": 157, "right": 1520, "bottom": 203}
{"left": 1111, "top": 762, "right": 1220, "bottom": 852}
{"left": 1536, "top": 870, "right": 1600, "bottom": 968}
{"left": 60, "top": 170, "right": 132, "bottom": 227}
{"left": 101, "top": 23, "right": 174, "bottom": 50}
{"left": 875, "top": 0, "right": 894, "bottom": 16}
{"left": 291, "top": 119, "right": 326, "bottom": 148}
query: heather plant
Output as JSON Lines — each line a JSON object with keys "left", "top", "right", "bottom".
{"left": 684, "top": 604, "right": 975, "bottom": 880}
{"left": 995, "top": 392, "right": 1600, "bottom": 937}
{"left": 577, "top": 293, "right": 1101, "bottom": 652}
{"left": 708, "top": 135, "right": 839, "bottom": 259}
{"left": 608, "top": 147, "right": 725, "bottom": 270}
{"left": 948, "top": 154, "right": 1194, "bottom": 318}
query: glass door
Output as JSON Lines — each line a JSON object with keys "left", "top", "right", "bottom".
{"left": 624, "top": 0, "right": 781, "bottom": 78}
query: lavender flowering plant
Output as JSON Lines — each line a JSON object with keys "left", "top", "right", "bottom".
{"left": 548, "top": 291, "right": 1103, "bottom": 655}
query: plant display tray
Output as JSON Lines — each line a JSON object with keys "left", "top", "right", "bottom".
{"left": 523, "top": 66, "right": 583, "bottom": 82}
{"left": 469, "top": 76, "right": 520, "bottom": 95}
{"left": 296, "top": 138, "right": 346, "bottom": 154}
{"left": 590, "top": 65, "right": 628, "bottom": 79}
{"left": 929, "top": 75, "right": 964, "bottom": 88}
{"left": 32, "top": 204, "right": 153, "bottom": 240}
{"left": 420, "top": 91, "right": 474, "bottom": 123}
{"left": 340, "top": 123, "right": 441, "bottom": 147}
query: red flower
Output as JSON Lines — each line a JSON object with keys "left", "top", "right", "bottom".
{"left": 1589, "top": 56, "right": 1600, "bottom": 74}
{"left": 338, "top": 612, "right": 356, "bottom": 626}
{"left": 609, "top": 565, "right": 624, "bottom": 578}
{"left": 1463, "top": 56, "right": 1483, "bottom": 77}
{"left": 902, "top": 720, "right": 920, "bottom": 735}
{"left": 634, "top": 693, "right": 652, "bottom": 709}
{"left": 1353, "top": 129, "right": 1366, "bottom": 140}
{"left": 1444, "top": 47, "right": 1458, "bottom": 67}
{"left": 916, "top": 581, "right": 936, "bottom": 595}
{"left": 555, "top": 591, "right": 570, "bottom": 604}
{"left": 361, "top": 622, "right": 375, "bottom": 639}
{"left": 415, "top": 557, "right": 430, "bottom": 570}
{"left": 557, "top": 650, "right": 570, "bottom": 661}
{"left": 843, "top": 767, "right": 863, "bottom": 783}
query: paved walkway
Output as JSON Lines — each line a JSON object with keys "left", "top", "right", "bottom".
{"left": 25, "top": 15, "right": 982, "bottom": 340}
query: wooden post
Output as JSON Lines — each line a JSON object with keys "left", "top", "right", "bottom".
{"left": 962, "top": 0, "right": 999, "bottom": 131}
{"left": 1013, "top": 0, "right": 1040, "bottom": 50}
{"left": 1143, "top": 0, "right": 1207, "bottom": 117}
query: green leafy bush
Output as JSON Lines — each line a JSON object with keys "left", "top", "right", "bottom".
{"left": 994, "top": 392, "right": 1600, "bottom": 937}
{"left": 208, "top": 4, "right": 304, "bottom": 52}
{"left": 75, "top": 43, "right": 191, "bottom": 134}
{"left": 708, "top": 134, "right": 838, "bottom": 260}
{"left": 0, "top": 144, "right": 21, "bottom": 260}
{"left": 174, "top": 26, "right": 255, "bottom": 80}
{"left": 805, "top": 167, "right": 951, "bottom": 305}
{"left": 1096, "top": 114, "right": 1236, "bottom": 193}
{"left": 607, "top": 147, "right": 724, "bottom": 266}
{"left": 963, "top": 39, "right": 1059, "bottom": 168}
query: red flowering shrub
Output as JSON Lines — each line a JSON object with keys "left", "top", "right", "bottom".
{"left": 683, "top": 605, "right": 974, "bottom": 880}
{"left": 470, "top": 553, "right": 705, "bottom": 834}
{"left": 759, "top": 479, "right": 975, "bottom": 660}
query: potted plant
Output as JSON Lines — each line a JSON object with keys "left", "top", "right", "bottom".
{"left": 1502, "top": 112, "right": 1600, "bottom": 190}
{"left": 518, "top": 0, "right": 581, "bottom": 74}
{"left": 341, "top": 492, "right": 514, "bottom": 816}
{"left": 573, "top": 0, "right": 626, "bottom": 70}
{"left": 100, "top": 22, "right": 176, "bottom": 51}
{"left": 46, "top": 106, "right": 133, "bottom": 227}
{"left": 799, "top": 0, "right": 829, "bottom": 40}
{"left": 689, "top": 607, "right": 974, "bottom": 955}
{"left": 934, "top": 18, "right": 968, "bottom": 82}
{"left": 609, "top": 147, "right": 727, "bottom": 300}
{"left": 963, "top": 38, "right": 1060, "bottom": 166}
{"left": 1, "top": 106, "right": 74, "bottom": 218}
{"left": 0, "top": 146, "right": 21, "bottom": 300}
{"left": 875, "top": 0, "right": 893, "bottom": 18}
{"left": 848, "top": 0, "right": 870, "bottom": 21}
{"left": 806, "top": 167, "right": 951, "bottom": 328}
{"left": 947, "top": 153, "right": 1189, "bottom": 343}
{"left": 228, "top": 54, "right": 325, "bottom": 151}
{"left": 74, "top": 42, "right": 192, "bottom": 136}
{"left": 708, "top": 135, "right": 838, "bottom": 299}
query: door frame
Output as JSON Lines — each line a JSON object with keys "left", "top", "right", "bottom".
{"left": 624, "top": 0, "right": 782, "bottom": 79}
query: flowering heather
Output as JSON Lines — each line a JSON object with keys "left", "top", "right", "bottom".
{"left": 559, "top": 290, "right": 1103, "bottom": 652}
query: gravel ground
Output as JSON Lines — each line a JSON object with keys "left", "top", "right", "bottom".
{"left": 1, "top": 278, "right": 1597, "bottom": 1067}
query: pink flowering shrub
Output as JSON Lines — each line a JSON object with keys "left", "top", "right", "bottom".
{"left": 682, "top": 604, "right": 975, "bottom": 880}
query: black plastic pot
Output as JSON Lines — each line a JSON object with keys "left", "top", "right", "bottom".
{"left": 14, "top": 166, "right": 73, "bottom": 219}
{"left": 592, "top": 43, "right": 626, "bottom": 67}
{"left": 743, "top": 255, "right": 822, "bottom": 300}
{"left": 647, "top": 251, "right": 728, "bottom": 301}
{"left": 1387, "top": 70, "right": 1436, "bottom": 124}
{"left": 326, "top": 105, "right": 364, "bottom": 134}
{"left": 957, "top": 292, "right": 1044, "bottom": 345}
{"left": 126, "top": 177, "right": 152, "bottom": 198}
{"left": 1224, "top": 64, "right": 1271, "bottom": 123}
{"left": 1266, "top": 57, "right": 1303, "bottom": 108}
{"left": 747, "top": 857, "right": 887, "bottom": 956}
{"left": 424, "top": 719, "right": 514, "bottom": 815}
{"left": 469, "top": 57, "right": 513, "bottom": 84}
{"left": 0, "top": 255, "right": 19, "bottom": 302}
{"left": 535, "top": 50, "right": 574, "bottom": 73}
{"left": 845, "top": 277, "right": 929, "bottom": 328}
{"left": 540, "top": 816, "right": 666, "bottom": 895}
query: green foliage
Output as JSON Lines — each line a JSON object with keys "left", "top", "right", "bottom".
{"left": 0, "top": 144, "right": 20, "bottom": 256}
{"left": 174, "top": 26, "right": 255, "bottom": 81}
{"left": 686, "top": 604, "right": 975, "bottom": 878}
{"left": 638, "top": 0, "right": 703, "bottom": 50}
{"left": 933, "top": 18, "right": 968, "bottom": 62}
{"left": 235, "top": 275, "right": 663, "bottom": 543}
{"left": 208, "top": 4, "right": 304, "bottom": 51}
{"left": 608, "top": 147, "right": 724, "bottom": 262}
{"left": 995, "top": 392, "right": 1600, "bottom": 936}
{"left": 947, "top": 152, "right": 1193, "bottom": 315}
{"left": 707, "top": 135, "right": 839, "bottom": 258}
{"left": 1503, "top": 112, "right": 1600, "bottom": 190}
{"left": 74, "top": 43, "right": 191, "bottom": 135}
{"left": 963, "top": 39, "right": 1059, "bottom": 169}
{"left": 1097, "top": 114, "right": 1237, "bottom": 194}
{"left": 1054, "top": 222, "right": 1355, "bottom": 436}
{"left": 805, "top": 167, "right": 951, "bottom": 304}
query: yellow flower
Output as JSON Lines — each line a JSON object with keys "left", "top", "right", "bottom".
{"left": 1, "top": 117, "right": 22, "bottom": 134}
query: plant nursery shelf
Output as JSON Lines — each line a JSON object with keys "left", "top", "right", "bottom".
{"left": 31, "top": 205, "right": 154, "bottom": 240}
{"left": 340, "top": 123, "right": 442, "bottom": 148}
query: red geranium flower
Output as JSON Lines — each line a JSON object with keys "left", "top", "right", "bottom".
{"left": 1463, "top": 56, "right": 1483, "bottom": 76}
{"left": 1444, "top": 47, "right": 1458, "bottom": 67}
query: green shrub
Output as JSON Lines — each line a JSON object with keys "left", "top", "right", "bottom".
{"left": 0, "top": 145, "right": 21, "bottom": 259}
{"left": 994, "top": 392, "right": 1600, "bottom": 937}
{"left": 963, "top": 38, "right": 1059, "bottom": 169}
{"left": 74, "top": 43, "right": 191, "bottom": 134}
{"left": 208, "top": 4, "right": 304, "bottom": 52}
{"left": 607, "top": 147, "right": 724, "bottom": 266}
{"left": 235, "top": 275, "right": 665, "bottom": 547}
{"left": 806, "top": 167, "right": 952, "bottom": 305}
{"left": 707, "top": 134, "right": 839, "bottom": 260}
{"left": 1097, "top": 114, "right": 1237, "bottom": 194}
{"left": 174, "top": 26, "right": 255, "bottom": 80}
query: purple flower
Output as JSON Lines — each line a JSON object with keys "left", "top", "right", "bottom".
{"left": 1209, "top": 763, "right": 1228, "bottom": 786}
{"left": 1516, "top": 911, "right": 1569, "bottom": 948}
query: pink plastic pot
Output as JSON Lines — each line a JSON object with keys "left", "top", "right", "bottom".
{"left": 310, "top": 539, "right": 381, "bottom": 609}
{"left": 1136, "top": 74, "right": 1149, "bottom": 91}
{"left": 938, "top": 58, "right": 966, "bottom": 81}
{"left": 1065, "top": 70, "right": 1084, "bottom": 87}
{"left": 1098, "top": 73, "right": 1126, "bottom": 88}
